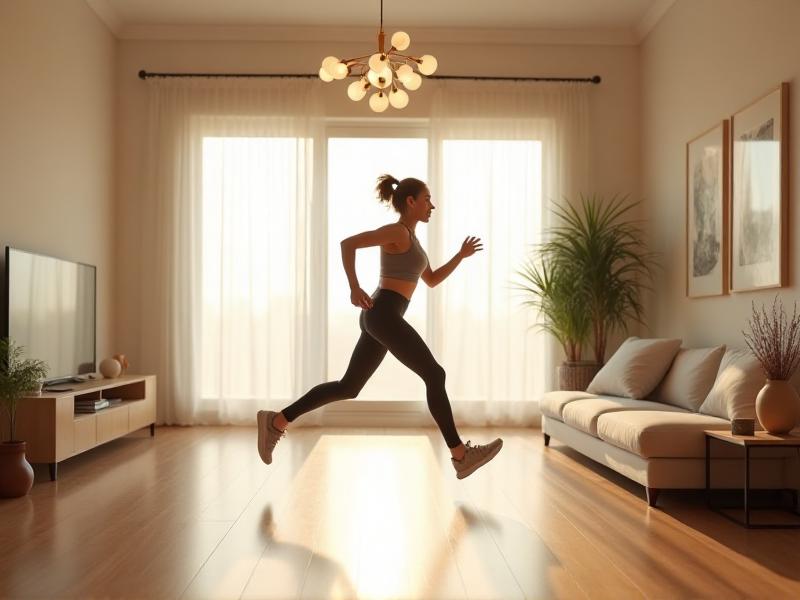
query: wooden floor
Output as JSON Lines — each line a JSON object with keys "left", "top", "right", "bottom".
{"left": 1, "top": 426, "right": 799, "bottom": 600}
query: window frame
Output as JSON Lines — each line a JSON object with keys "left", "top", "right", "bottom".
{"left": 322, "top": 118, "right": 433, "bottom": 422}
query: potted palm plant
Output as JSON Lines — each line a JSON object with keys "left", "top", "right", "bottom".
{"left": 517, "top": 249, "right": 595, "bottom": 390}
{"left": 546, "top": 194, "right": 656, "bottom": 365}
{"left": 0, "top": 337, "right": 48, "bottom": 498}
{"left": 517, "top": 194, "right": 656, "bottom": 389}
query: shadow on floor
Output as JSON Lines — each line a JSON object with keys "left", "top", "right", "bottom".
{"left": 257, "top": 504, "right": 358, "bottom": 599}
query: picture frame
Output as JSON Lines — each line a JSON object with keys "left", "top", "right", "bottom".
{"left": 686, "top": 121, "right": 729, "bottom": 298}
{"left": 729, "top": 82, "right": 790, "bottom": 292}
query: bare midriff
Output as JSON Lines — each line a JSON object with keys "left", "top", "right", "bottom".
{"left": 378, "top": 277, "right": 417, "bottom": 301}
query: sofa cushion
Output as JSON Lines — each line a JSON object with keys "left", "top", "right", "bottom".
{"left": 698, "top": 348, "right": 764, "bottom": 422}
{"left": 562, "top": 397, "right": 689, "bottom": 436}
{"left": 650, "top": 345, "right": 726, "bottom": 411}
{"left": 596, "top": 411, "right": 732, "bottom": 458}
{"left": 539, "top": 391, "right": 596, "bottom": 421}
{"left": 587, "top": 337, "right": 682, "bottom": 399}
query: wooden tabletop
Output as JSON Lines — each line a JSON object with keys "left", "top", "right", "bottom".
{"left": 23, "top": 375, "right": 151, "bottom": 399}
{"left": 705, "top": 429, "right": 800, "bottom": 446}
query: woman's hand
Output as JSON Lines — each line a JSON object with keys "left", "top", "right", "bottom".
{"left": 458, "top": 236, "right": 484, "bottom": 259}
{"left": 350, "top": 287, "right": 374, "bottom": 310}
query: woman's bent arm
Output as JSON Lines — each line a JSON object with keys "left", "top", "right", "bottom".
{"left": 340, "top": 241, "right": 360, "bottom": 291}
{"left": 422, "top": 235, "right": 483, "bottom": 287}
{"left": 423, "top": 254, "right": 462, "bottom": 287}
{"left": 341, "top": 224, "right": 406, "bottom": 309}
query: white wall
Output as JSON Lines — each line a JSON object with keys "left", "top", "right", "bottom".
{"left": 641, "top": 0, "right": 800, "bottom": 347}
{"left": 115, "top": 37, "right": 641, "bottom": 368}
{"left": 0, "top": 1, "right": 117, "bottom": 366}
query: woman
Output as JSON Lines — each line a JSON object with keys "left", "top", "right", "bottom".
{"left": 257, "top": 175, "right": 503, "bottom": 479}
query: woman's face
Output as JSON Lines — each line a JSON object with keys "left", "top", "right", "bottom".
{"left": 407, "top": 186, "right": 435, "bottom": 223}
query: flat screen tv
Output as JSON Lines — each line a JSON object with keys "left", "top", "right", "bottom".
{"left": 4, "top": 247, "right": 96, "bottom": 383}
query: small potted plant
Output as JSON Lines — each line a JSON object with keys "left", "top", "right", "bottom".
{"left": 0, "top": 338, "right": 48, "bottom": 498}
{"left": 743, "top": 297, "right": 800, "bottom": 434}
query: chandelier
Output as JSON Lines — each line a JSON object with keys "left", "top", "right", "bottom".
{"left": 317, "top": 0, "right": 438, "bottom": 112}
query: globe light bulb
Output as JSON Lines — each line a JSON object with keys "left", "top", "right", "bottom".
{"left": 395, "top": 64, "right": 413, "bottom": 83}
{"left": 369, "top": 91, "right": 389, "bottom": 113}
{"left": 418, "top": 55, "right": 438, "bottom": 76}
{"left": 368, "top": 53, "right": 388, "bottom": 72}
{"left": 367, "top": 67, "right": 392, "bottom": 89}
{"left": 348, "top": 79, "right": 368, "bottom": 101}
{"left": 319, "top": 67, "right": 334, "bottom": 82}
{"left": 332, "top": 62, "right": 349, "bottom": 80}
{"left": 391, "top": 31, "right": 411, "bottom": 51}
{"left": 366, "top": 69, "right": 380, "bottom": 88}
{"left": 321, "top": 56, "right": 339, "bottom": 76}
{"left": 404, "top": 72, "right": 422, "bottom": 91}
{"left": 389, "top": 88, "right": 409, "bottom": 109}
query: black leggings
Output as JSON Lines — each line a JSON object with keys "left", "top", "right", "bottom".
{"left": 281, "top": 288, "right": 462, "bottom": 448}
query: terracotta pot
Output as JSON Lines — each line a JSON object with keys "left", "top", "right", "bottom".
{"left": 557, "top": 361, "right": 601, "bottom": 391}
{"left": 0, "top": 441, "right": 35, "bottom": 498}
{"left": 113, "top": 353, "right": 129, "bottom": 375}
{"left": 755, "top": 379, "right": 800, "bottom": 434}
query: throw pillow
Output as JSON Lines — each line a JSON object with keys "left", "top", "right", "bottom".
{"left": 698, "top": 348, "right": 764, "bottom": 421}
{"left": 651, "top": 345, "right": 726, "bottom": 411}
{"left": 587, "top": 337, "right": 682, "bottom": 399}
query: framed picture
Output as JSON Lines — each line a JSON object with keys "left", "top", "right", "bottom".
{"left": 730, "top": 82, "right": 790, "bottom": 292}
{"left": 686, "top": 121, "right": 729, "bottom": 298}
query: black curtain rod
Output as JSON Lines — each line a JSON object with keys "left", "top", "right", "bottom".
{"left": 138, "top": 70, "right": 601, "bottom": 84}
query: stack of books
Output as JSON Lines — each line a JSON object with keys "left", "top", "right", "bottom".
{"left": 75, "top": 399, "right": 108, "bottom": 413}
{"left": 74, "top": 397, "right": 123, "bottom": 414}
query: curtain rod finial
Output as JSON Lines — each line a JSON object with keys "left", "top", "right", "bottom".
{"left": 592, "top": 75, "right": 602, "bottom": 84}
{"left": 139, "top": 70, "right": 148, "bottom": 80}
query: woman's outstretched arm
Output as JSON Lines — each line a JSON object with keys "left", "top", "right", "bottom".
{"left": 421, "top": 236, "right": 483, "bottom": 287}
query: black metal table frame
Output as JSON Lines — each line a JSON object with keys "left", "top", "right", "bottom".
{"left": 705, "top": 434, "right": 800, "bottom": 529}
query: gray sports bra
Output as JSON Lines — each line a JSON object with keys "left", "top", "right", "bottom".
{"left": 380, "top": 223, "right": 429, "bottom": 282}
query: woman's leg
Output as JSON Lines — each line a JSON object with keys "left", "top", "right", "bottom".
{"left": 364, "top": 310, "right": 463, "bottom": 450}
{"left": 279, "top": 328, "right": 388, "bottom": 426}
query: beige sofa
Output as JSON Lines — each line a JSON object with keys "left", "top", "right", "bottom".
{"left": 540, "top": 339, "right": 799, "bottom": 507}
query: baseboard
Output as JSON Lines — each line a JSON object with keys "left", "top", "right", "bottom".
{"left": 291, "top": 400, "right": 542, "bottom": 428}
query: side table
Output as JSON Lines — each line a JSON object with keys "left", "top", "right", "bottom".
{"left": 705, "top": 429, "right": 800, "bottom": 529}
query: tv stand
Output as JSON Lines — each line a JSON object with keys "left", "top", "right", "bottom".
{"left": 7, "top": 375, "right": 156, "bottom": 481}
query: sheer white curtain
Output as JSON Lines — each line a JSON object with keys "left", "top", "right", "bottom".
{"left": 140, "top": 78, "right": 325, "bottom": 425}
{"left": 428, "top": 81, "right": 590, "bottom": 426}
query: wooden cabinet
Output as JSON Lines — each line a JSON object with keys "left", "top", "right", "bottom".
{"left": 97, "top": 406, "right": 130, "bottom": 444}
{"left": 4, "top": 375, "right": 157, "bottom": 480}
{"left": 73, "top": 415, "right": 97, "bottom": 453}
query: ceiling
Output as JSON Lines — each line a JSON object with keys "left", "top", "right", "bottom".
{"left": 86, "top": 0, "right": 675, "bottom": 43}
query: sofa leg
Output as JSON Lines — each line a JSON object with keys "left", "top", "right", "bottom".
{"left": 543, "top": 433, "right": 550, "bottom": 447}
{"left": 646, "top": 487, "right": 660, "bottom": 507}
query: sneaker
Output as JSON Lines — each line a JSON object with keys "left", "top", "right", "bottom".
{"left": 257, "top": 410, "right": 286, "bottom": 465}
{"left": 451, "top": 438, "right": 503, "bottom": 479}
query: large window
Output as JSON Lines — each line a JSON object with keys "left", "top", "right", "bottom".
{"left": 198, "top": 128, "right": 545, "bottom": 412}
{"left": 327, "top": 136, "right": 428, "bottom": 401}
{"left": 201, "top": 136, "right": 302, "bottom": 403}
{"left": 437, "top": 139, "right": 544, "bottom": 404}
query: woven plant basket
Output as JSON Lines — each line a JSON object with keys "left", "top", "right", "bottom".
{"left": 557, "top": 361, "right": 601, "bottom": 391}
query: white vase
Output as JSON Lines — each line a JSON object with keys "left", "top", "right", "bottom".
{"left": 755, "top": 379, "right": 800, "bottom": 434}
